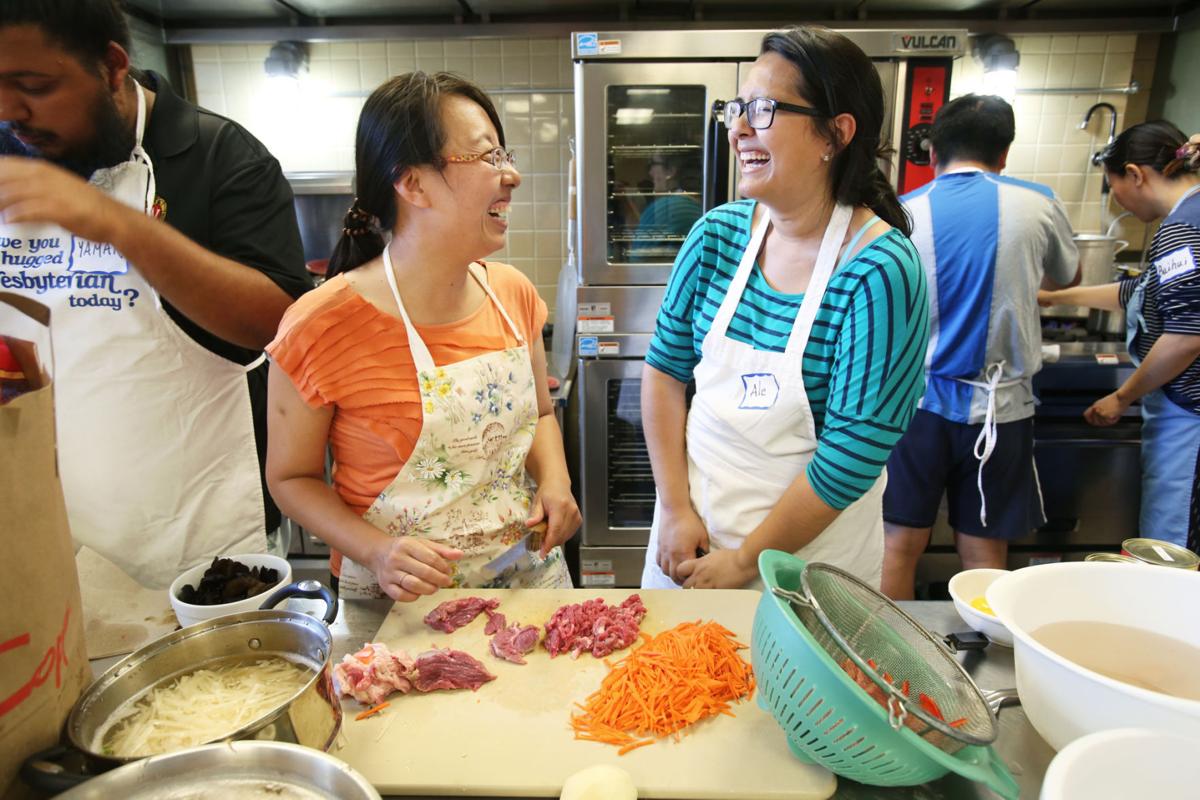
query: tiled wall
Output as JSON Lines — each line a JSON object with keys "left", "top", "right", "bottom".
{"left": 189, "top": 37, "right": 575, "bottom": 309}
{"left": 950, "top": 32, "right": 1157, "bottom": 251}
{"left": 189, "top": 29, "right": 1158, "bottom": 307}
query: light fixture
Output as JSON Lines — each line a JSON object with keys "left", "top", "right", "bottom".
{"left": 973, "top": 35, "right": 1020, "bottom": 103}
{"left": 264, "top": 41, "right": 309, "bottom": 81}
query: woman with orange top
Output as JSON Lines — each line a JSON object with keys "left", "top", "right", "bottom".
{"left": 265, "top": 72, "right": 579, "bottom": 600}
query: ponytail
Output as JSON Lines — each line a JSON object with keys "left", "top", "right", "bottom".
{"left": 326, "top": 201, "right": 385, "bottom": 279}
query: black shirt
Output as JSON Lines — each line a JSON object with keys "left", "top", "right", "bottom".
{"left": 136, "top": 72, "right": 312, "bottom": 534}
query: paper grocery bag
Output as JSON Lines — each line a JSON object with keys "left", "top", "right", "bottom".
{"left": 0, "top": 293, "right": 91, "bottom": 800}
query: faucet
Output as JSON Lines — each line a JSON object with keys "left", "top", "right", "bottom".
{"left": 1080, "top": 102, "right": 1119, "bottom": 193}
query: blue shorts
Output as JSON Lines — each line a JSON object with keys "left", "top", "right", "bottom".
{"left": 883, "top": 409, "right": 1045, "bottom": 540}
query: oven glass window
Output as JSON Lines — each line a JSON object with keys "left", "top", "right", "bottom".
{"left": 607, "top": 378, "right": 655, "bottom": 528}
{"left": 607, "top": 85, "right": 706, "bottom": 265}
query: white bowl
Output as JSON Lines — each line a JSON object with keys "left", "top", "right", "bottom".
{"left": 1041, "top": 727, "right": 1200, "bottom": 799}
{"left": 947, "top": 568, "right": 1013, "bottom": 646}
{"left": 169, "top": 553, "right": 292, "bottom": 628}
{"left": 987, "top": 562, "right": 1200, "bottom": 751}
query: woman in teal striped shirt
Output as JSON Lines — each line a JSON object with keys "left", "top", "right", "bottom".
{"left": 641, "top": 26, "right": 930, "bottom": 591}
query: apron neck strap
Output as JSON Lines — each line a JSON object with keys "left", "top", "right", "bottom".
{"left": 708, "top": 205, "right": 771, "bottom": 339}
{"left": 783, "top": 203, "right": 855, "bottom": 357}
{"left": 467, "top": 262, "right": 525, "bottom": 344}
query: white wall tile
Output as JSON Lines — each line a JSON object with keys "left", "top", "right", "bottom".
{"left": 359, "top": 59, "right": 388, "bottom": 91}
{"left": 1102, "top": 52, "right": 1135, "bottom": 87}
{"left": 192, "top": 62, "right": 223, "bottom": 94}
{"left": 444, "top": 57, "right": 473, "bottom": 78}
{"left": 330, "top": 42, "right": 358, "bottom": 59}
{"left": 1019, "top": 35, "right": 1051, "bottom": 55}
{"left": 502, "top": 55, "right": 531, "bottom": 86}
{"left": 358, "top": 42, "right": 386, "bottom": 59}
{"left": 1047, "top": 54, "right": 1076, "bottom": 87}
{"left": 192, "top": 45, "right": 220, "bottom": 62}
{"left": 386, "top": 41, "right": 414, "bottom": 60}
{"left": 1107, "top": 34, "right": 1137, "bottom": 54}
{"left": 1071, "top": 54, "right": 1105, "bottom": 88}
{"left": 473, "top": 39, "right": 502, "bottom": 57}
{"left": 1076, "top": 35, "right": 1108, "bottom": 54}
{"left": 219, "top": 44, "right": 248, "bottom": 60}
{"left": 331, "top": 59, "right": 360, "bottom": 93}
{"left": 1050, "top": 35, "right": 1077, "bottom": 54}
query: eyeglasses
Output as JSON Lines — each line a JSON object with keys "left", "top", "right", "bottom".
{"left": 443, "top": 147, "right": 517, "bottom": 171}
{"left": 720, "top": 97, "right": 826, "bottom": 130}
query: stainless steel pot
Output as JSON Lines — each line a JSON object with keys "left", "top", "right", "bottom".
{"left": 1044, "top": 234, "right": 1129, "bottom": 319}
{"left": 54, "top": 741, "right": 380, "bottom": 800}
{"left": 22, "top": 581, "right": 341, "bottom": 795}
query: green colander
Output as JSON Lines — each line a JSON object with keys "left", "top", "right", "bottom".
{"left": 753, "top": 550, "right": 1018, "bottom": 797}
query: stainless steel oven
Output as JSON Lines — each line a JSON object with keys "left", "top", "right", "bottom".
{"left": 568, "top": 29, "right": 965, "bottom": 587}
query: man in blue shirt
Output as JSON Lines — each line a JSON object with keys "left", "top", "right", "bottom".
{"left": 881, "top": 95, "right": 1080, "bottom": 599}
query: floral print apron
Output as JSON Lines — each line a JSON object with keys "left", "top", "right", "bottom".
{"left": 336, "top": 251, "right": 572, "bottom": 598}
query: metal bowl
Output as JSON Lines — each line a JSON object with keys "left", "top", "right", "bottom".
{"left": 54, "top": 740, "right": 380, "bottom": 800}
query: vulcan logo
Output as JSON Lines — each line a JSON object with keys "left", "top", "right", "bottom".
{"left": 895, "top": 33, "right": 960, "bottom": 52}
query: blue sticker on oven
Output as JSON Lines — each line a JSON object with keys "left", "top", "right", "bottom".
{"left": 579, "top": 336, "right": 599, "bottom": 357}
{"left": 577, "top": 33, "right": 599, "bottom": 55}
{"left": 739, "top": 372, "right": 779, "bottom": 409}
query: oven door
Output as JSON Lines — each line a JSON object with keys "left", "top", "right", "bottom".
{"left": 577, "top": 357, "right": 655, "bottom": 549}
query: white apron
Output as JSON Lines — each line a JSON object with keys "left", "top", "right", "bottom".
{"left": 952, "top": 361, "right": 1027, "bottom": 527}
{"left": 0, "top": 85, "right": 266, "bottom": 587}
{"left": 643, "top": 204, "right": 886, "bottom": 590}
{"left": 336, "top": 249, "right": 573, "bottom": 599}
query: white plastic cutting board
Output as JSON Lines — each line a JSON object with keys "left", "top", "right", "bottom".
{"left": 335, "top": 588, "right": 836, "bottom": 799}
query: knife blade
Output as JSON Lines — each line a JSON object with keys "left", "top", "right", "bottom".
{"left": 469, "top": 523, "right": 547, "bottom": 586}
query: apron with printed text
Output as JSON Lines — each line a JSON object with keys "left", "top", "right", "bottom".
{"left": 642, "top": 204, "right": 886, "bottom": 590}
{"left": 336, "top": 248, "right": 573, "bottom": 598}
{"left": 0, "top": 85, "right": 265, "bottom": 587}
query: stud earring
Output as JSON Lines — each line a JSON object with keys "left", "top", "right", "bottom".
{"left": 821, "top": 153, "right": 832, "bottom": 162}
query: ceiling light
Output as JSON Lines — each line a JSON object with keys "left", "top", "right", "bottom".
{"left": 264, "top": 41, "right": 309, "bottom": 80}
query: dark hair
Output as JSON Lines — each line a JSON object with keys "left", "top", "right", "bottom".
{"left": 760, "top": 26, "right": 911, "bottom": 236}
{"left": 327, "top": 71, "right": 505, "bottom": 277}
{"left": 1100, "top": 120, "right": 1197, "bottom": 179}
{"left": 928, "top": 94, "right": 1015, "bottom": 168}
{"left": 0, "top": 0, "right": 130, "bottom": 68}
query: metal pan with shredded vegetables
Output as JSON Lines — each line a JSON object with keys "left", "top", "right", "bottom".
{"left": 94, "top": 656, "right": 313, "bottom": 758}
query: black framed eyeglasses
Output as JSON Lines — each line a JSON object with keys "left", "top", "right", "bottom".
{"left": 720, "top": 97, "right": 826, "bottom": 130}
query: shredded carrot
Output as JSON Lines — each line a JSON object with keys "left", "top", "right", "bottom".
{"left": 355, "top": 701, "right": 390, "bottom": 721}
{"left": 569, "top": 620, "right": 755, "bottom": 754}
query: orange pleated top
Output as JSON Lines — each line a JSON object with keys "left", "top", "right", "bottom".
{"left": 266, "top": 262, "right": 548, "bottom": 576}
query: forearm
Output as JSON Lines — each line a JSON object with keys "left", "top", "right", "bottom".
{"left": 270, "top": 475, "right": 391, "bottom": 567}
{"left": 735, "top": 471, "right": 841, "bottom": 571}
{"left": 1116, "top": 333, "right": 1200, "bottom": 404}
{"left": 524, "top": 412, "right": 571, "bottom": 490}
{"left": 642, "top": 364, "right": 691, "bottom": 511}
{"left": 1042, "top": 282, "right": 1122, "bottom": 311}
{"left": 109, "top": 206, "right": 295, "bottom": 348}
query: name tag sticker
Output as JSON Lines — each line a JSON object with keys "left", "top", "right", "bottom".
{"left": 739, "top": 372, "right": 780, "bottom": 410}
{"left": 1155, "top": 246, "right": 1195, "bottom": 285}
{"left": 70, "top": 237, "right": 129, "bottom": 275}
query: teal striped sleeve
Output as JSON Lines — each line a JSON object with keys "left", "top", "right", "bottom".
{"left": 806, "top": 234, "right": 930, "bottom": 510}
{"left": 645, "top": 217, "right": 709, "bottom": 383}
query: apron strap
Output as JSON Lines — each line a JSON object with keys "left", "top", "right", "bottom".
{"left": 381, "top": 245, "right": 436, "bottom": 373}
{"left": 953, "top": 360, "right": 1024, "bottom": 527}
{"left": 784, "top": 204, "right": 854, "bottom": 358}
{"left": 468, "top": 262, "right": 525, "bottom": 345}
{"left": 131, "top": 83, "right": 156, "bottom": 217}
{"left": 707, "top": 205, "right": 771, "bottom": 340}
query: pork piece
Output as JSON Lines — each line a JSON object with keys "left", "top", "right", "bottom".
{"left": 412, "top": 647, "right": 496, "bottom": 691}
{"left": 333, "top": 642, "right": 417, "bottom": 706}
{"left": 483, "top": 609, "right": 506, "bottom": 636}
{"left": 423, "top": 596, "right": 500, "bottom": 633}
{"left": 543, "top": 594, "right": 647, "bottom": 659}
{"left": 489, "top": 621, "right": 540, "bottom": 665}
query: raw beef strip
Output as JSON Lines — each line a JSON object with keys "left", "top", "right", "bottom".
{"left": 333, "top": 642, "right": 417, "bottom": 706}
{"left": 423, "top": 596, "right": 500, "bottom": 633}
{"left": 489, "top": 621, "right": 540, "bottom": 665}
{"left": 412, "top": 648, "right": 496, "bottom": 691}
{"left": 483, "top": 609, "right": 506, "bottom": 635}
{"left": 543, "top": 594, "right": 647, "bottom": 659}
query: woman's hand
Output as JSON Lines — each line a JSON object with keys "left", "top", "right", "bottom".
{"left": 526, "top": 479, "right": 581, "bottom": 557}
{"left": 677, "top": 548, "right": 757, "bottom": 589}
{"left": 370, "top": 538, "right": 463, "bottom": 602}
{"left": 1037, "top": 289, "right": 1058, "bottom": 308}
{"left": 657, "top": 505, "right": 710, "bottom": 584}
{"left": 1084, "top": 391, "right": 1129, "bottom": 427}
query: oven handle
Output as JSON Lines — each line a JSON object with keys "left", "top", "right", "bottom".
{"left": 703, "top": 100, "right": 730, "bottom": 211}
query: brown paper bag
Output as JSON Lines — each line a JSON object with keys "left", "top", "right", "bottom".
{"left": 0, "top": 293, "right": 91, "bottom": 800}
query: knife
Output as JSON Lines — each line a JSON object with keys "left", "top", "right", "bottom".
{"left": 469, "top": 523, "right": 548, "bottom": 586}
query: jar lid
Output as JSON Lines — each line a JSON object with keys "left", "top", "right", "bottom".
{"left": 1120, "top": 538, "right": 1200, "bottom": 569}
{"left": 1084, "top": 552, "right": 1141, "bottom": 564}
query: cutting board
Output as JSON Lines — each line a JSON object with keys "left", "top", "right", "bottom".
{"left": 336, "top": 588, "right": 836, "bottom": 799}
{"left": 76, "top": 547, "right": 179, "bottom": 659}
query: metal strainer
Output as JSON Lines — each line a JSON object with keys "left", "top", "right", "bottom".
{"left": 780, "top": 561, "right": 997, "bottom": 753}
{"left": 753, "top": 550, "right": 1018, "bottom": 795}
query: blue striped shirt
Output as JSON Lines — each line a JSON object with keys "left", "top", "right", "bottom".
{"left": 1119, "top": 189, "right": 1200, "bottom": 414}
{"left": 645, "top": 200, "right": 930, "bottom": 510}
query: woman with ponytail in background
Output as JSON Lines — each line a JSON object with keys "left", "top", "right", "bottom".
{"left": 265, "top": 72, "right": 579, "bottom": 600}
{"left": 641, "top": 26, "right": 929, "bottom": 590}
{"left": 1040, "top": 121, "right": 1200, "bottom": 554}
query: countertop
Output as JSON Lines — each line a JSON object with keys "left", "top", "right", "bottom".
{"left": 322, "top": 598, "right": 1054, "bottom": 800}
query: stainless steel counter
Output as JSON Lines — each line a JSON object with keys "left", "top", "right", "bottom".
{"left": 319, "top": 598, "right": 1054, "bottom": 800}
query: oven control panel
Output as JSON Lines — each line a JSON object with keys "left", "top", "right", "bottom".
{"left": 898, "top": 59, "right": 952, "bottom": 195}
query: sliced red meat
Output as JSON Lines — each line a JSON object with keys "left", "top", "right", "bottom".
{"left": 423, "top": 596, "right": 500, "bottom": 633}
{"left": 483, "top": 609, "right": 506, "bottom": 636}
{"left": 543, "top": 594, "right": 647, "bottom": 659}
{"left": 489, "top": 621, "right": 540, "bottom": 665}
{"left": 412, "top": 648, "right": 496, "bottom": 691}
